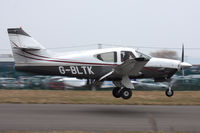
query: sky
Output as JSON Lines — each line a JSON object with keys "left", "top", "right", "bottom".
{"left": 0, "top": 0, "right": 200, "bottom": 64}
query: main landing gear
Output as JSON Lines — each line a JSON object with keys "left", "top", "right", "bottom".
{"left": 112, "top": 87, "right": 132, "bottom": 100}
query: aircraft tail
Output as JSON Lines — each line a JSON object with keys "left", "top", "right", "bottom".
{"left": 7, "top": 27, "right": 50, "bottom": 65}
{"left": 8, "top": 28, "right": 45, "bottom": 50}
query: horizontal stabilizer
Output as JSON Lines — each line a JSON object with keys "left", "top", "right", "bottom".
{"left": 12, "top": 46, "right": 41, "bottom": 50}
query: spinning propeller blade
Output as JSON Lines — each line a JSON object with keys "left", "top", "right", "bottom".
{"left": 181, "top": 44, "right": 185, "bottom": 76}
{"left": 182, "top": 44, "right": 184, "bottom": 62}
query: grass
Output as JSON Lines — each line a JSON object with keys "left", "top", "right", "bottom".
{"left": 0, "top": 90, "right": 200, "bottom": 105}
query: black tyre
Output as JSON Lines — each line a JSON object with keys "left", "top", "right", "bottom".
{"left": 112, "top": 87, "right": 122, "bottom": 98}
{"left": 165, "top": 89, "right": 174, "bottom": 97}
{"left": 121, "top": 88, "right": 132, "bottom": 100}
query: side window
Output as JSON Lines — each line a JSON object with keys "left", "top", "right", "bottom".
{"left": 95, "top": 52, "right": 117, "bottom": 62}
{"left": 121, "top": 51, "right": 135, "bottom": 62}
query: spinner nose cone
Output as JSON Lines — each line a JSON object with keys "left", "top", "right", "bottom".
{"left": 180, "top": 62, "right": 192, "bottom": 68}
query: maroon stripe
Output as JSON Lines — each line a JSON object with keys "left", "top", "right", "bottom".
{"left": 23, "top": 50, "right": 50, "bottom": 59}
{"left": 11, "top": 41, "right": 117, "bottom": 66}
{"left": 11, "top": 41, "right": 19, "bottom": 47}
{"left": 15, "top": 53, "right": 118, "bottom": 66}
{"left": 17, "top": 52, "right": 167, "bottom": 74}
{"left": 11, "top": 41, "right": 55, "bottom": 59}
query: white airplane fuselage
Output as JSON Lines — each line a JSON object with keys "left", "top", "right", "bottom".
{"left": 12, "top": 47, "right": 190, "bottom": 81}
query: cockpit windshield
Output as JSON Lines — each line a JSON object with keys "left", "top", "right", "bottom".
{"left": 135, "top": 50, "right": 151, "bottom": 60}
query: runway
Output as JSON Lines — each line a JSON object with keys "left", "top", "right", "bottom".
{"left": 0, "top": 104, "right": 200, "bottom": 132}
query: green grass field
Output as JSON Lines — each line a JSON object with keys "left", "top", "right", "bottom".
{"left": 0, "top": 90, "right": 200, "bottom": 105}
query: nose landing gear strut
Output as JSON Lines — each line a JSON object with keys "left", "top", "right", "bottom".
{"left": 165, "top": 87, "right": 174, "bottom": 97}
{"left": 164, "top": 79, "right": 175, "bottom": 97}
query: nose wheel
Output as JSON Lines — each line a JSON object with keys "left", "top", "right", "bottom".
{"left": 112, "top": 87, "right": 132, "bottom": 100}
{"left": 165, "top": 87, "right": 174, "bottom": 97}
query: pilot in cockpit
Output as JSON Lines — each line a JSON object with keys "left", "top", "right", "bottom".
{"left": 121, "top": 51, "right": 135, "bottom": 62}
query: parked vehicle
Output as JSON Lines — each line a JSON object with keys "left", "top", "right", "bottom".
{"left": 0, "top": 78, "right": 23, "bottom": 89}
{"left": 42, "top": 77, "right": 65, "bottom": 90}
{"left": 62, "top": 77, "right": 87, "bottom": 89}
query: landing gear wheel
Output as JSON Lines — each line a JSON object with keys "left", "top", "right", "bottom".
{"left": 121, "top": 88, "right": 132, "bottom": 100}
{"left": 112, "top": 87, "right": 122, "bottom": 98}
{"left": 165, "top": 89, "right": 174, "bottom": 97}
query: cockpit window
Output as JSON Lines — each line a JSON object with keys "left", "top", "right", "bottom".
{"left": 135, "top": 50, "right": 151, "bottom": 59}
{"left": 121, "top": 51, "right": 135, "bottom": 62}
{"left": 95, "top": 52, "right": 117, "bottom": 62}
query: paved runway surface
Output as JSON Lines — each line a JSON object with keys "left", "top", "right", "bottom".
{"left": 0, "top": 104, "right": 200, "bottom": 132}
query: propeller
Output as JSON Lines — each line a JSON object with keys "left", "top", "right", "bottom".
{"left": 181, "top": 44, "right": 185, "bottom": 76}
{"left": 179, "top": 44, "right": 192, "bottom": 76}
{"left": 181, "top": 44, "right": 184, "bottom": 62}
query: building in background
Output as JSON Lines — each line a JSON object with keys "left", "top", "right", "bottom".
{"left": 0, "top": 54, "right": 14, "bottom": 77}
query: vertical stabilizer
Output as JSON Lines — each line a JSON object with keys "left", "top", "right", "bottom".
{"left": 7, "top": 27, "right": 50, "bottom": 65}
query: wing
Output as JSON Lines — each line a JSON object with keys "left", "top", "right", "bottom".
{"left": 99, "top": 57, "right": 149, "bottom": 88}
{"left": 114, "top": 57, "right": 149, "bottom": 76}
{"left": 99, "top": 57, "right": 149, "bottom": 81}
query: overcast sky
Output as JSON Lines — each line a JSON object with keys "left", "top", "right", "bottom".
{"left": 0, "top": 0, "right": 200, "bottom": 63}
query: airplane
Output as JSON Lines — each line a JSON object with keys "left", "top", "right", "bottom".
{"left": 7, "top": 27, "right": 192, "bottom": 99}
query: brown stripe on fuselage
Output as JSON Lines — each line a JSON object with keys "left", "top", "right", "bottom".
{"left": 15, "top": 52, "right": 118, "bottom": 66}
